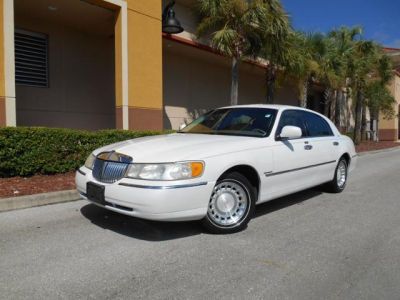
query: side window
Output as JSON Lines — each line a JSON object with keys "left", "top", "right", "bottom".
{"left": 276, "top": 110, "right": 307, "bottom": 138}
{"left": 304, "top": 112, "right": 333, "bottom": 137}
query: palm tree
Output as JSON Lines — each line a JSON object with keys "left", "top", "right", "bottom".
{"left": 364, "top": 54, "right": 395, "bottom": 140}
{"left": 327, "top": 27, "right": 362, "bottom": 128}
{"left": 196, "top": 0, "right": 268, "bottom": 106}
{"left": 258, "top": 0, "right": 291, "bottom": 103}
{"left": 285, "top": 31, "right": 328, "bottom": 108}
{"left": 348, "top": 40, "right": 380, "bottom": 144}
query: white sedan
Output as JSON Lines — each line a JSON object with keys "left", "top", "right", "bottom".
{"left": 76, "top": 105, "right": 357, "bottom": 233}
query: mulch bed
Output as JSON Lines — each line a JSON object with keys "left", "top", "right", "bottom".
{"left": 0, "top": 172, "right": 75, "bottom": 199}
{"left": 0, "top": 141, "right": 399, "bottom": 199}
{"left": 356, "top": 141, "right": 399, "bottom": 153}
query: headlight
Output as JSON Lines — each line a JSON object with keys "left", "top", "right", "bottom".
{"left": 84, "top": 153, "right": 96, "bottom": 170}
{"left": 126, "top": 161, "right": 204, "bottom": 181}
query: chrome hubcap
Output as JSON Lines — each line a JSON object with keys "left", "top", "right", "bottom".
{"left": 208, "top": 181, "right": 249, "bottom": 226}
{"left": 336, "top": 161, "right": 347, "bottom": 188}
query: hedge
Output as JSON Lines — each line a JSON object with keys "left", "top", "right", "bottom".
{"left": 0, "top": 127, "right": 169, "bottom": 177}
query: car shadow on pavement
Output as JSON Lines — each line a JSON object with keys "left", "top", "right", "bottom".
{"left": 254, "top": 187, "right": 323, "bottom": 218}
{"left": 81, "top": 187, "right": 323, "bottom": 241}
{"left": 80, "top": 204, "right": 203, "bottom": 241}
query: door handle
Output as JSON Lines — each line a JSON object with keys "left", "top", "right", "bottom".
{"left": 304, "top": 145, "right": 313, "bottom": 150}
{"left": 333, "top": 141, "right": 339, "bottom": 146}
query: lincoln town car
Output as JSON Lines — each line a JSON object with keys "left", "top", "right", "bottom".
{"left": 76, "top": 105, "right": 357, "bottom": 233}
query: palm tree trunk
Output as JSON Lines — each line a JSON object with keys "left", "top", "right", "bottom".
{"left": 334, "top": 89, "right": 342, "bottom": 129}
{"left": 299, "top": 80, "right": 308, "bottom": 108}
{"left": 266, "top": 64, "right": 277, "bottom": 104}
{"left": 323, "top": 88, "right": 331, "bottom": 117}
{"left": 370, "top": 109, "right": 379, "bottom": 142}
{"left": 361, "top": 102, "right": 367, "bottom": 141}
{"left": 353, "top": 89, "right": 363, "bottom": 145}
{"left": 230, "top": 56, "right": 239, "bottom": 106}
{"left": 375, "top": 111, "right": 380, "bottom": 142}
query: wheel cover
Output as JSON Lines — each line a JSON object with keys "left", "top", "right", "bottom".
{"left": 336, "top": 161, "right": 347, "bottom": 188}
{"left": 208, "top": 180, "right": 249, "bottom": 227}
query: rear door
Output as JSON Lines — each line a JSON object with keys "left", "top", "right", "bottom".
{"left": 302, "top": 111, "right": 339, "bottom": 183}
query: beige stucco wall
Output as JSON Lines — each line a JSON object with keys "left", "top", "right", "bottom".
{"left": 163, "top": 40, "right": 298, "bottom": 129}
{"left": 379, "top": 74, "right": 400, "bottom": 140}
{"left": 0, "top": 0, "right": 4, "bottom": 99}
{"left": 380, "top": 75, "right": 400, "bottom": 129}
{"left": 14, "top": 12, "right": 115, "bottom": 130}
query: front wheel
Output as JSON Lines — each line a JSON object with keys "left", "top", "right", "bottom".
{"left": 325, "top": 158, "right": 348, "bottom": 193}
{"left": 202, "top": 172, "right": 256, "bottom": 234}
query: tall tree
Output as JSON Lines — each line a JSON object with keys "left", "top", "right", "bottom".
{"left": 284, "top": 32, "right": 329, "bottom": 108}
{"left": 327, "top": 27, "right": 362, "bottom": 128}
{"left": 196, "top": 0, "right": 268, "bottom": 105}
{"left": 258, "top": 0, "right": 291, "bottom": 103}
{"left": 364, "top": 54, "right": 395, "bottom": 140}
{"left": 348, "top": 40, "right": 379, "bottom": 144}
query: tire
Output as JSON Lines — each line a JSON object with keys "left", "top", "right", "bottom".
{"left": 325, "top": 157, "right": 348, "bottom": 193}
{"left": 202, "top": 172, "right": 256, "bottom": 234}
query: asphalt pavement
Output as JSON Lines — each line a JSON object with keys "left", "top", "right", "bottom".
{"left": 1, "top": 148, "right": 400, "bottom": 299}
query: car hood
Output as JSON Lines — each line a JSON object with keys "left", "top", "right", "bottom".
{"left": 93, "top": 133, "right": 262, "bottom": 162}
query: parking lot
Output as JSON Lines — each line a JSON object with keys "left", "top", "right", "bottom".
{"left": 1, "top": 148, "right": 400, "bottom": 299}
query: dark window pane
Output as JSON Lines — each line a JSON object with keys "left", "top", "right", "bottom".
{"left": 304, "top": 111, "right": 333, "bottom": 137}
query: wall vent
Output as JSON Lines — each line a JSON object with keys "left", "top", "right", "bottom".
{"left": 15, "top": 29, "right": 49, "bottom": 87}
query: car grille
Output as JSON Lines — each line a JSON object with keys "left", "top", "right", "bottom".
{"left": 92, "top": 158, "right": 129, "bottom": 184}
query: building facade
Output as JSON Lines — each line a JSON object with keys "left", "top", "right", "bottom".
{"left": 380, "top": 48, "right": 400, "bottom": 141}
{"left": 0, "top": 0, "right": 399, "bottom": 141}
{"left": 0, "top": 0, "right": 163, "bottom": 130}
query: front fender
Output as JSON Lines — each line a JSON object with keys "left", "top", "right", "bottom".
{"left": 202, "top": 147, "right": 273, "bottom": 184}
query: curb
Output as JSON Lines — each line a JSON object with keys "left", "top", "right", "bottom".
{"left": 0, "top": 190, "right": 82, "bottom": 213}
{"left": 358, "top": 145, "right": 400, "bottom": 156}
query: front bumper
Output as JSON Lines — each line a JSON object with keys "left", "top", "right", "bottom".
{"left": 75, "top": 167, "right": 215, "bottom": 221}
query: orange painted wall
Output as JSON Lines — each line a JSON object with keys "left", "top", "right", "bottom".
{"left": 126, "top": 0, "right": 162, "bottom": 110}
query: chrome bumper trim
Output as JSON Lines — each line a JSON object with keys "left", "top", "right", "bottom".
{"left": 118, "top": 181, "right": 208, "bottom": 190}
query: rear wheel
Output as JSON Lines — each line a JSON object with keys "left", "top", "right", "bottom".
{"left": 325, "top": 158, "right": 348, "bottom": 193}
{"left": 202, "top": 172, "right": 256, "bottom": 234}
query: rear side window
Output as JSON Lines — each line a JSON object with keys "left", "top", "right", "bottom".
{"left": 276, "top": 110, "right": 307, "bottom": 138}
{"left": 304, "top": 111, "right": 333, "bottom": 137}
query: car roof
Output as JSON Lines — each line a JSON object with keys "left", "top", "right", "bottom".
{"left": 221, "top": 104, "right": 311, "bottom": 112}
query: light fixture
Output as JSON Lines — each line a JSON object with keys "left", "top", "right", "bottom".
{"left": 48, "top": 6, "right": 58, "bottom": 11}
{"left": 162, "top": 1, "right": 183, "bottom": 34}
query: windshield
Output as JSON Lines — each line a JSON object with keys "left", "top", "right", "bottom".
{"left": 179, "top": 107, "right": 278, "bottom": 137}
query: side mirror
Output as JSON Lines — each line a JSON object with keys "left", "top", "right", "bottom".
{"left": 179, "top": 123, "right": 186, "bottom": 131}
{"left": 278, "top": 125, "right": 302, "bottom": 140}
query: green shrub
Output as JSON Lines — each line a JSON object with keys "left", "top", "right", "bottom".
{"left": 0, "top": 127, "right": 170, "bottom": 177}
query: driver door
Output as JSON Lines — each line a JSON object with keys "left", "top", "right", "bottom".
{"left": 264, "top": 110, "right": 319, "bottom": 199}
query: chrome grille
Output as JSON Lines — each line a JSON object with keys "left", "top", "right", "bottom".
{"left": 92, "top": 158, "right": 129, "bottom": 184}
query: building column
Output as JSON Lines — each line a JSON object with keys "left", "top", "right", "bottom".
{"left": 126, "top": 0, "right": 163, "bottom": 130}
{"left": 114, "top": 3, "right": 129, "bottom": 130}
{"left": 0, "top": 0, "right": 16, "bottom": 127}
